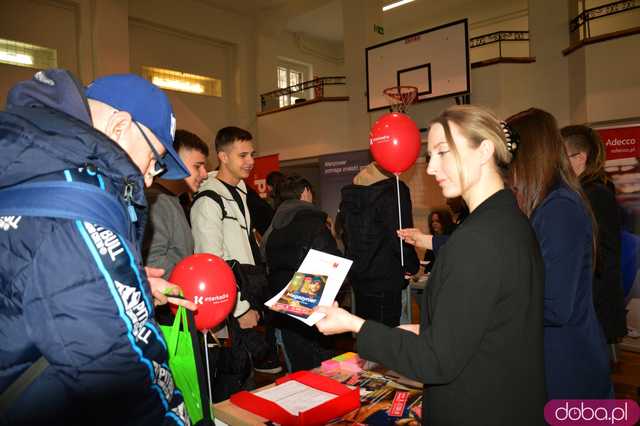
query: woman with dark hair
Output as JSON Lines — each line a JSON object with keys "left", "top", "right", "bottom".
{"left": 562, "top": 125, "right": 626, "bottom": 344}
{"left": 314, "top": 105, "right": 546, "bottom": 425}
{"left": 507, "top": 109, "right": 611, "bottom": 399}
{"left": 423, "top": 210, "right": 453, "bottom": 272}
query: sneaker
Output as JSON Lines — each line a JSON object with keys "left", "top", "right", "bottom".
{"left": 254, "top": 357, "right": 283, "bottom": 374}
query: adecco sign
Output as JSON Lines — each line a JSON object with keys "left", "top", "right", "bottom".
{"left": 596, "top": 125, "right": 640, "bottom": 161}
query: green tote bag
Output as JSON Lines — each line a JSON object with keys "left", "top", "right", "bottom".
{"left": 160, "top": 306, "right": 211, "bottom": 424}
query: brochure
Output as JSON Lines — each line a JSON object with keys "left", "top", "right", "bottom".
{"left": 265, "top": 249, "right": 353, "bottom": 326}
{"left": 272, "top": 272, "right": 329, "bottom": 319}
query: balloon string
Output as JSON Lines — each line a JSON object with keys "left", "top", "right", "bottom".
{"left": 204, "top": 331, "right": 213, "bottom": 411}
{"left": 396, "top": 174, "right": 404, "bottom": 266}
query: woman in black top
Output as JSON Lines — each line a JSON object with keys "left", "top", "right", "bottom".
{"left": 562, "top": 125, "right": 627, "bottom": 344}
{"left": 315, "top": 105, "right": 546, "bottom": 425}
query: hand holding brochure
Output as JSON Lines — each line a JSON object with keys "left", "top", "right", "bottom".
{"left": 265, "top": 249, "right": 352, "bottom": 326}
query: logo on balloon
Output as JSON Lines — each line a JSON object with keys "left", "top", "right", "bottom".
{"left": 369, "top": 112, "right": 420, "bottom": 174}
{"left": 169, "top": 254, "right": 237, "bottom": 331}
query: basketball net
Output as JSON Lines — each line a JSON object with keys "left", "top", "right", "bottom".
{"left": 383, "top": 85, "right": 418, "bottom": 114}
{"left": 382, "top": 86, "right": 418, "bottom": 267}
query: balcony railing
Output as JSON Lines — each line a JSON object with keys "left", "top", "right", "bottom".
{"left": 260, "top": 76, "right": 346, "bottom": 114}
{"left": 570, "top": 0, "right": 639, "bottom": 37}
{"left": 469, "top": 31, "right": 534, "bottom": 68}
{"left": 565, "top": 0, "right": 640, "bottom": 54}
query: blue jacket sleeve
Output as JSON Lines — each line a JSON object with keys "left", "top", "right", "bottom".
{"left": 531, "top": 196, "right": 591, "bottom": 326}
{"left": 432, "top": 234, "right": 450, "bottom": 256}
{"left": 17, "top": 220, "right": 188, "bottom": 425}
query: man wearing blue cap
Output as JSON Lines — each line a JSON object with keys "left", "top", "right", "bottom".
{"left": 0, "top": 70, "right": 195, "bottom": 425}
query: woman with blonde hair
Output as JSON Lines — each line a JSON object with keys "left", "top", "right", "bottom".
{"left": 313, "top": 105, "right": 546, "bottom": 425}
{"left": 507, "top": 109, "right": 611, "bottom": 399}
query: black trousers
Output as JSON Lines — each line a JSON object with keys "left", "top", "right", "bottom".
{"left": 278, "top": 314, "right": 335, "bottom": 372}
{"left": 353, "top": 288, "right": 402, "bottom": 327}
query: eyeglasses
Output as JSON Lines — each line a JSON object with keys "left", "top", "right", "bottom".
{"left": 133, "top": 121, "right": 167, "bottom": 177}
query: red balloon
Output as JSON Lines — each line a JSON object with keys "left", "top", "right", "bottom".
{"left": 169, "top": 254, "right": 237, "bottom": 331}
{"left": 369, "top": 112, "right": 421, "bottom": 174}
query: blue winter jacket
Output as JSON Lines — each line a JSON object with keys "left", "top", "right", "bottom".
{"left": 0, "top": 70, "right": 189, "bottom": 425}
{"left": 532, "top": 181, "right": 611, "bottom": 399}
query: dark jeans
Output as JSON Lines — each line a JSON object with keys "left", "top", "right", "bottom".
{"left": 354, "top": 289, "right": 402, "bottom": 327}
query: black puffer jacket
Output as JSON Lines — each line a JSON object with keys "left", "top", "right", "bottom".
{"left": 262, "top": 199, "right": 340, "bottom": 297}
{"left": 339, "top": 165, "right": 419, "bottom": 293}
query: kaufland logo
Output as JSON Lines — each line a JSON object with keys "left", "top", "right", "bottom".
{"left": 544, "top": 400, "right": 640, "bottom": 425}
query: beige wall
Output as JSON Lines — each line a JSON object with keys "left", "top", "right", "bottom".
{"left": 471, "top": 63, "right": 533, "bottom": 120}
{"left": 0, "top": 0, "right": 80, "bottom": 106}
{"left": 257, "top": 100, "right": 349, "bottom": 160}
{"left": 128, "top": 18, "right": 232, "bottom": 159}
{"left": 382, "top": 0, "right": 528, "bottom": 41}
{"left": 583, "top": 34, "right": 640, "bottom": 124}
{"left": 128, "top": 0, "right": 257, "bottom": 138}
{"left": 256, "top": 30, "right": 343, "bottom": 97}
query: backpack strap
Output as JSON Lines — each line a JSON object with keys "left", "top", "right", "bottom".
{"left": 0, "top": 181, "right": 131, "bottom": 241}
{"left": 193, "top": 190, "right": 229, "bottom": 221}
{"left": 0, "top": 356, "right": 49, "bottom": 415}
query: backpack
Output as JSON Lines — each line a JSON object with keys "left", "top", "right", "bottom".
{"left": 192, "top": 190, "right": 228, "bottom": 221}
{"left": 193, "top": 189, "right": 264, "bottom": 265}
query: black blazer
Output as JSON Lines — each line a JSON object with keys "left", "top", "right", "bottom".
{"left": 584, "top": 179, "right": 626, "bottom": 341}
{"left": 357, "top": 189, "right": 547, "bottom": 425}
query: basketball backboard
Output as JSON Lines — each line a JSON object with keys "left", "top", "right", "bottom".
{"left": 366, "top": 19, "right": 470, "bottom": 111}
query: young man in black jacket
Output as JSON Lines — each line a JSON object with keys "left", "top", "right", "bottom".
{"left": 339, "top": 162, "right": 420, "bottom": 327}
{"left": 262, "top": 176, "right": 340, "bottom": 371}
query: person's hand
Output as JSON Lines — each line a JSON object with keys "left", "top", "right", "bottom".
{"left": 397, "top": 228, "right": 433, "bottom": 250}
{"left": 397, "top": 323, "right": 420, "bottom": 335}
{"left": 237, "top": 309, "right": 260, "bottom": 329}
{"left": 145, "top": 266, "right": 197, "bottom": 311}
{"left": 315, "top": 302, "right": 365, "bottom": 335}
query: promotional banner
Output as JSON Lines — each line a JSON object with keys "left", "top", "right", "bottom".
{"left": 246, "top": 154, "right": 280, "bottom": 198}
{"left": 596, "top": 124, "right": 640, "bottom": 352}
{"left": 595, "top": 125, "right": 640, "bottom": 210}
{"left": 319, "top": 150, "right": 371, "bottom": 221}
{"left": 598, "top": 125, "right": 640, "bottom": 161}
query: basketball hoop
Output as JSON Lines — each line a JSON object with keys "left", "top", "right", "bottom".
{"left": 383, "top": 85, "right": 418, "bottom": 113}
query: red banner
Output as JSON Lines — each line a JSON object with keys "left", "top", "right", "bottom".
{"left": 596, "top": 125, "right": 640, "bottom": 161}
{"left": 246, "top": 154, "right": 280, "bottom": 198}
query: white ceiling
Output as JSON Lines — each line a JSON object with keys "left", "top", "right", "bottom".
{"left": 286, "top": 0, "right": 343, "bottom": 42}
{"left": 197, "top": 0, "right": 288, "bottom": 16}
{"left": 198, "top": 0, "right": 526, "bottom": 43}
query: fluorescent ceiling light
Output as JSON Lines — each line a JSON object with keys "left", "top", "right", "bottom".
{"left": 152, "top": 76, "right": 205, "bottom": 94}
{"left": 0, "top": 51, "right": 33, "bottom": 65}
{"left": 382, "top": 0, "right": 416, "bottom": 12}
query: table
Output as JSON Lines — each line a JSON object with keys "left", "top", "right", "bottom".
{"left": 213, "top": 362, "right": 423, "bottom": 425}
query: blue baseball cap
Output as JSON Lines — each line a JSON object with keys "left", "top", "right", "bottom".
{"left": 85, "top": 74, "right": 189, "bottom": 180}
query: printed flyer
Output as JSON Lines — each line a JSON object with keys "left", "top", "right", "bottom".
{"left": 273, "top": 272, "right": 329, "bottom": 318}
{"left": 265, "top": 249, "right": 353, "bottom": 326}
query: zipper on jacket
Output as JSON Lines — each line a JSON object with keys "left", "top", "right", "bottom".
{"left": 123, "top": 181, "right": 138, "bottom": 223}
